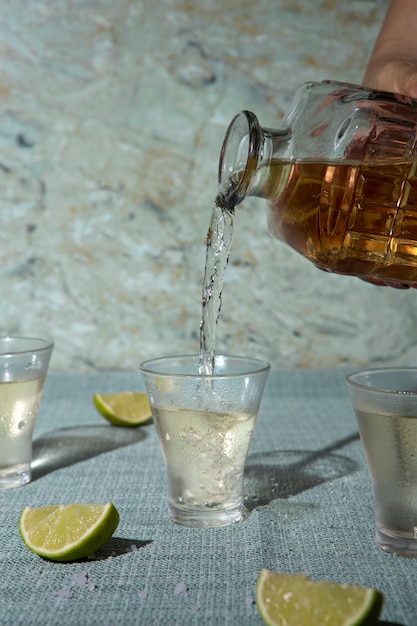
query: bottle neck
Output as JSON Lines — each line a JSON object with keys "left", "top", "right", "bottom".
{"left": 217, "top": 110, "right": 288, "bottom": 209}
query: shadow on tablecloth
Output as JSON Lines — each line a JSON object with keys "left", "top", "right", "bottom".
{"left": 244, "top": 432, "right": 359, "bottom": 511}
{"left": 85, "top": 536, "right": 153, "bottom": 561}
{"left": 31, "top": 424, "right": 148, "bottom": 480}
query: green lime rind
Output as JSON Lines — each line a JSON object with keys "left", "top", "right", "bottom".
{"left": 19, "top": 503, "right": 120, "bottom": 562}
{"left": 93, "top": 392, "right": 152, "bottom": 427}
{"left": 256, "top": 569, "right": 383, "bottom": 626}
{"left": 350, "top": 588, "right": 384, "bottom": 626}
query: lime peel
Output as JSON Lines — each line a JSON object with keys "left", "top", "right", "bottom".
{"left": 256, "top": 569, "right": 383, "bottom": 626}
{"left": 19, "top": 502, "right": 120, "bottom": 562}
{"left": 93, "top": 392, "right": 152, "bottom": 427}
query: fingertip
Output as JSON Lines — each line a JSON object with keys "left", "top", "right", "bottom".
{"left": 406, "top": 74, "right": 417, "bottom": 99}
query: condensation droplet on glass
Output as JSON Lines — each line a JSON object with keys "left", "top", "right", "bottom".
{"left": 25, "top": 355, "right": 40, "bottom": 371}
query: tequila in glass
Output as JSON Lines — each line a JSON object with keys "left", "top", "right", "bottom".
{"left": 153, "top": 406, "right": 256, "bottom": 522}
{"left": 140, "top": 355, "right": 269, "bottom": 528}
{"left": 0, "top": 337, "right": 53, "bottom": 488}
{"left": 347, "top": 367, "right": 417, "bottom": 557}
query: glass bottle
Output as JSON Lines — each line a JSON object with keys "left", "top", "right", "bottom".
{"left": 218, "top": 80, "right": 417, "bottom": 285}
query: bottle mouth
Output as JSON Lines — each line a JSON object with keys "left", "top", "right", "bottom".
{"left": 218, "top": 110, "right": 262, "bottom": 208}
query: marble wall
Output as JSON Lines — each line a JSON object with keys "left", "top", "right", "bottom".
{"left": 3, "top": 0, "right": 416, "bottom": 373}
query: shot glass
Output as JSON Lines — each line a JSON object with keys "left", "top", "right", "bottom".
{"left": 140, "top": 354, "right": 270, "bottom": 528}
{"left": 346, "top": 367, "right": 417, "bottom": 557}
{"left": 0, "top": 336, "right": 53, "bottom": 489}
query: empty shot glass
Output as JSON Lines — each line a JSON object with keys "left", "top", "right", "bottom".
{"left": 140, "top": 355, "right": 270, "bottom": 528}
{"left": 346, "top": 367, "right": 417, "bottom": 557}
{"left": 0, "top": 336, "right": 53, "bottom": 488}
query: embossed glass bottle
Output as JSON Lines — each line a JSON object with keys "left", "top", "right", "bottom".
{"left": 218, "top": 80, "right": 417, "bottom": 285}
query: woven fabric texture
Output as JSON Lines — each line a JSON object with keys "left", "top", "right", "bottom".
{"left": 0, "top": 369, "right": 414, "bottom": 625}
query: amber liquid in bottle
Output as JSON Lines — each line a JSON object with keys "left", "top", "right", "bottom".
{"left": 262, "top": 158, "right": 417, "bottom": 284}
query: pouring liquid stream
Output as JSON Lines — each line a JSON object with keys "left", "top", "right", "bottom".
{"left": 198, "top": 180, "right": 237, "bottom": 376}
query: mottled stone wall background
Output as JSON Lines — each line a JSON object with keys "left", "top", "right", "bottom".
{"left": 3, "top": 0, "right": 415, "bottom": 373}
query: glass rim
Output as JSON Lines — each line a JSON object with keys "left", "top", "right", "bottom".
{"left": 218, "top": 109, "right": 262, "bottom": 206}
{"left": 0, "top": 335, "right": 54, "bottom": 356}
{"left": 139, "top": 354, "right": 270, "bottom": 378}
{"left": 346, "top": 366, "right": 417, "bottom": 394}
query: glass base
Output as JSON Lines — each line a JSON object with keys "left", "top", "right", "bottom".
{"left": 376, "top": 527, "right": 417, "bottom": 558}
{"left": 168, "top": 502, "right": 249, "bottom": 528}
{"left": 0, "top": 464, "right": 31, "bottom": 489}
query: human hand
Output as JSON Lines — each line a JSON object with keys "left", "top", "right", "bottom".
{"left": 363, "top": 56, "right": 417, "bottom": 99}
{"left": 360, "top": 1, "right": 417, "bottom": 288}
{"left": 362, "top": 1, "right": 417, "bottom": 99}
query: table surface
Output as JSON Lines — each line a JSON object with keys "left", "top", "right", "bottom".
{"left": 0, "top": 369, "right": 414, "bottom": 626}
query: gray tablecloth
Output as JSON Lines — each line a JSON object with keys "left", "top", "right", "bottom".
{"left": 0, "top": 369, "right": 414, "bottom": 625}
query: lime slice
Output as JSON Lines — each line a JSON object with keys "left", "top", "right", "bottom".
{"left": 93, "top": 392, "right": 152, "bottom": 427}
{"left": 19, "top": 502, "right": 120, "bottom": 562}
{"left": 256, "top": 569, "right": 383, "bottom": 626}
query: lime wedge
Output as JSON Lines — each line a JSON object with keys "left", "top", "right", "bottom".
{"left": 93, "top": 392, "right": 152, "bottom": 427}
{"left": 19, "top": 502, "right": 120, "bottom": 562}
{"left": 256, "top": 569, "right": 383, "bottom": 626}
